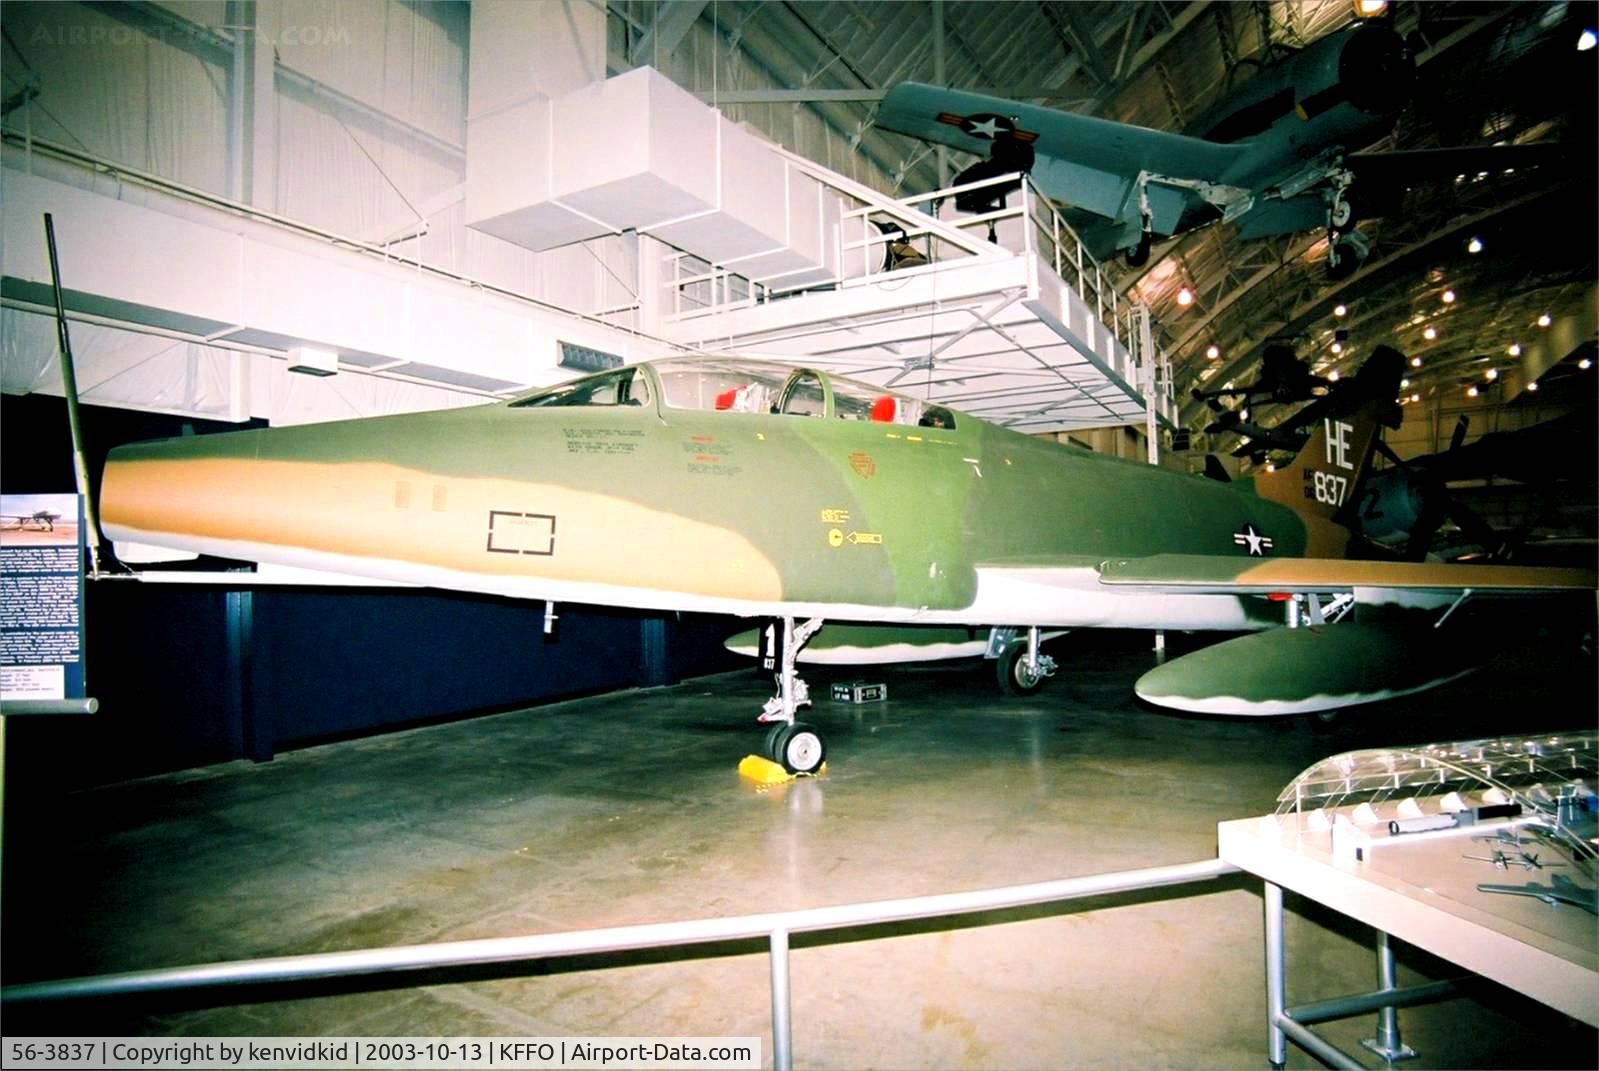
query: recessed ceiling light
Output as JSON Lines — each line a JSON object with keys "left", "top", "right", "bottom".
{"left": 1527, "top": 381, "right": 1539, "bottom": 391}
{"left": 1579, "top": 28, "right": 1597, "bottom": 51}
{"left": 1334, "top": 304, "right": 1347, "bottom": 317}
{"left": 1508, "top": 343, "right": 1522, "bottom": 357}
{"left": 1423, "top": 326, "right": 1437, "bottom": 340}
{"left": 1331, "top": 341, "right": 1343, "bottom": 354}
{"left": 1467, "top": 385, "right": 1479, "bottom": 397}
{"left": 1400, "top": 378, "right": 1410, "bottom": 388}
{"left": 1410, "top": 392, "right": 1421, "bottom": 402}
{"left": 1538, "top": 313, "right": 1552, "bottom": 327}
{"left": 1485, "top": 368, "right": 1499, "bottom": 381}
{"left": 1411, "top": 356, "right": 1423, "bottom": 367}
{"left": 1466, "top": 237, "right": 1483, "bottom": 254}
{"left": 1177, "top": 287, "right": 1194, "bottom": 307}
{"left": 1206, "top": 344, "right": 1220, "bottom": 360}
{"left": 1328, "top": 369, "right": 1341, "bottom": 381}
{"left": 1441, "top": 289, "right": 1457, "bottom": 304}
{"left": 1581, "top": 358, "right": 1594, "bottom": 371}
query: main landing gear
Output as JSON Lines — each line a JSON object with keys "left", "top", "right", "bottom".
{"left": 757, "top": 616, "right": 827, "bottom": 775}
{"left": 1324, "top": 177, "right": 1368, "bottom": 281}
{"left": 991, "top": 626, "right": 1058, "bottom": 696}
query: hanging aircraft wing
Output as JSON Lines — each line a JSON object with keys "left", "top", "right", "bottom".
{"left": 876, "top": 82, "right": 1247, "bottom": 232}
{"left": 1235, "top": 143, "right": 1569, "bottom": 240}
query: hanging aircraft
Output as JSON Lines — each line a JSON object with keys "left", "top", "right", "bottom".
{"left": 875, "top": 20, "right": 1563, "bottom": 278}
{"left": 98, "top": 351, "right": 1595, "bottom": 773}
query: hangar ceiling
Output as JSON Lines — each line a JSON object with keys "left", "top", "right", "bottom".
{"left": 610, "top": 0, "right": 1597, "bottom": 463}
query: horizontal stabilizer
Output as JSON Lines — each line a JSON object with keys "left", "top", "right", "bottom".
{"left": 1134, "top": 620, "right": 1477, "bottom": 716}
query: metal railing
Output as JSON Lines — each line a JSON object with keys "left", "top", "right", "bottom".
{"left": 2, "top": 858, "right": 1238, "bottom": 1070}
{"left": 658, "top": 161, "right": 1177, "bottom": 427}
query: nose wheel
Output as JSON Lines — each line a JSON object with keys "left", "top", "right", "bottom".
{"left": 757, "top": 616, "right": 828, "bottom": 774}
{"left": 766, "top": 721, "right": 827, "bottom": 775}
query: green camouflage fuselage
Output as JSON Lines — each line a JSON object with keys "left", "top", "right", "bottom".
{"left": 100, "top": 360, "right": 1308, "bottom": 626}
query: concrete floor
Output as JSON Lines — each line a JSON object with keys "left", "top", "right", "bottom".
{"left": 4, "top": 628, "right": 1595, "bottom": 1068}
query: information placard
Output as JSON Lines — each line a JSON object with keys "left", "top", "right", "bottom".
{"left": 0, "top": 493, "right": 86, "bottom": 702}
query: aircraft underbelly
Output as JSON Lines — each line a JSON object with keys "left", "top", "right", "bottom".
{"left": 968, "top": 565, "right": 1265, "bottom": 630}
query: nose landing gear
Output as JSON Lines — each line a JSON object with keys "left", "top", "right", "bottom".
{"left": 755, "top": 616, "right": 827, "bottom": 775}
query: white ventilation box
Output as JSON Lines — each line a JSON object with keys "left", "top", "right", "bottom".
{"left": 465, "top": 67, "right": 837, "bottom": 285}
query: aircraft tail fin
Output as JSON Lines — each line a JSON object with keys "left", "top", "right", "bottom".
{"left": 1251, "top": 346, "right": 1405, "bottom": 556}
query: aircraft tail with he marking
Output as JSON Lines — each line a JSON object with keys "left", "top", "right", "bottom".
{"left": 1248, "top": 346, "right": 1405, "bottom": 557}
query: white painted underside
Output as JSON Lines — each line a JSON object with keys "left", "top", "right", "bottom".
{"left": 728, "top": 639, "right": 989, "bottom": 664}
{"left": 103, "top": 524, "right": 1262, "bottom": 630}
{"left": 1134, "top": 667, "right": 1479, "bottom": 717}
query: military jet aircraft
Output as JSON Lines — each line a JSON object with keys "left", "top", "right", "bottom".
{"left": 876, "top": 20, "right": 1561, "bottom": 278}
{"left": 2, "top": 510, "right": 61, "bottom": 532}
{"left": 98, "top": 352, "right": 1594, "bottom": 773}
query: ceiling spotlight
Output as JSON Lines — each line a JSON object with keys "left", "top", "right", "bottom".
{"left": 1176, "top": 287, "right": 1194, "bottom": 307}
{"left": 1537, "top": 313, "right": 1552, "bottom": 327}
{"left": 1206, "top": 344, "right": 1220, "bottom": 360}
{"left": 1354, "top": 0, "right": 1389, "bottom": 18}
{"left": 1485, "top": 368, "right": 1499, "bottom": 381}
{"left": 1423, "top": 326, "right": 1437, "bottom": 340}
{"left": 1240, "top": 408, "right": 1251, "bottom": 421}
{"left": 1265, "top": 461, "right": 1276, "bottom": 472}
{"left": 1410, "top": 393, "right": 1421, "bottom": 403}
{"left": 1467, "top": 385, "right": 1479, "bottom": 397}
{"left": 1466, "top": 236, "right": 1483, "bottom": 254}
{"left": 1527, "top": 380, "right": 1539, "bottom": 391}
{"left": 1508, "top": 343, "right": 1522, "bottom": 357}
{"left": 1579, "top": 28, "right": 1597, "bottom": 51}
{"left": 1441, "top": 289, "right": 1456, "bottom": 304}
{"left": 1411, "top": 356, "right": 1423, "bottom": 367}
{"left": 1334, "top": 304, "right": 1347, "bottom": 318}
{"left": 1581, "top": 358, "right": 1594, "bottom": 370}
{"left": 1331, "top": 341, "right": 1343, "bottom": 354}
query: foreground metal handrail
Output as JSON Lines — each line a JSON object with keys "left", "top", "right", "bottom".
{"left": 2, "top": 858, "right": 1239, "bottom": 1069}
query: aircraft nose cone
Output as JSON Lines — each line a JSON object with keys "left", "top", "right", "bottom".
{"left": 1339, "top": 24, "right": 1414, "bottom": 114}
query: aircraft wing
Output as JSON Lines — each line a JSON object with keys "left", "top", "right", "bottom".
{"left": 877, "top": 82, "right": 1247, "bottom": 226}
{"left": 1344, "top": 142, "right": 1568, "bottom": 187}
{"left": 1089, "top": 554, "right": 1597, "bottom": 594}
{"left": 974, "top": 554, "right": 1594, "bottom": 716}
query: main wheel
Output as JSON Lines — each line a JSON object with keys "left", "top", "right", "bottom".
{"left": 996, "top": 644, "right": 1047, "bottom": 696}
{"left": 773, "top": 722, "right": 826, "bottom": 775}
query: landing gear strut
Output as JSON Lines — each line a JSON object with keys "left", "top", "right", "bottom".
{"left": 1124, "top": 182, "right": 1155, "bottom": 267}
{"left": 1324, "top": 172, "right": 1366, "bottom": 280}
{"left": 757, "top": 616, "right": 827, "bottom": 774}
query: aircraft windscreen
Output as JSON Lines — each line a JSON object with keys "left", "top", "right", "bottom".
{"left": 509, "top": 367, "right": 650, "bottom": 409}
{"left": 656, "top": 359, "right": 789, "bottom": 414}
{"left": 653, "top": 358, "right": 958, "bottom": 428}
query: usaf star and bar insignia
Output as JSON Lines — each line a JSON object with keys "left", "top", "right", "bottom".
{"left": 1233, "top": 522, "right": 1274, "bottom": 557}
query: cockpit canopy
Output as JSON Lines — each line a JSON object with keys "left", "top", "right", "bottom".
{"left": 510, "top": 356, "right": 959, "bottom": 429}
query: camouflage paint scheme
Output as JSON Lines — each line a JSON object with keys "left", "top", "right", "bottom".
{"left": 100, "top": 356, "right": 1596, "bottom": 715}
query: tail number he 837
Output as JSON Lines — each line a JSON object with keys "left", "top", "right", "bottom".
{"left": 1311, "top": 470, "right": 1349, "bottom": 506}
{"left": 1312, "top": 418, "right": 1354, "bottom": 505}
